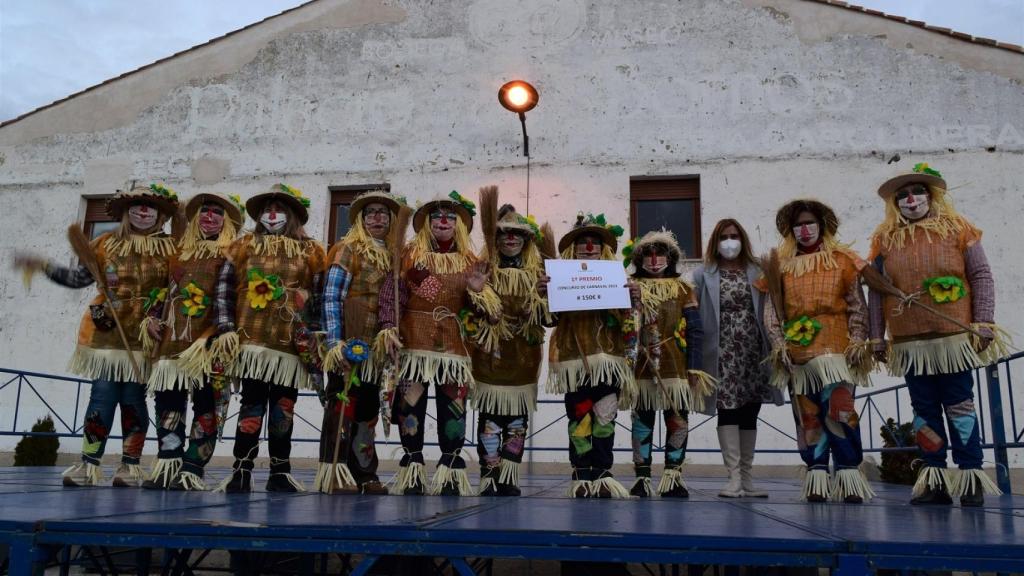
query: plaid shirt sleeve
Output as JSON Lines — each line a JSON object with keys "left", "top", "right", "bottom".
{"left": 215, "top": 260, "right": 237, "bottom": 333}
{"left": 44, "top": 261, "right": 95, "bottom": 289}
{"left": 322, "top": 264, "right": 352, "bottom": 349}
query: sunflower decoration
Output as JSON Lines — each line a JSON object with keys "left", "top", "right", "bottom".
{"left": 344, "top": 339, "right": 370, "bottom": 364}
{"left": 246, "top": 268, "right": 285, "bottom": 310}
{"left": 673, "top": 316, "right": 687, "bottom": 351}
{"left": 180, "top": 282, "right": 210, "bottom": 317}
{"left": 621, "top": 238, "right": 637, "bottom": 269}
{"left": 784, "top": 315, "right": 822, "bottom": 347}
{"left": 912, "top": 163, "right": 943, "bottom": 179}
{"left": 923, "top": 276, "right": 966, "bottom": 304}
{"left": 447, "top": 190, "right": 477, "bottom": 217}
{"left": 148, "top": 183, "right": 178, "bottom": 201}
{"left": 227, "top": 194, "right": 245, "bottom": 214}
{"left": 524, "top": 214, "right": 543, "bottom": 242}
{"left": 457, "top": 308, "right": 480, "bottom": 339}
{"left": 143, "top": 287, "right": 168, "bottom": 313}
{"left": 277, "top": 183, "right": 311, "bottom": 208}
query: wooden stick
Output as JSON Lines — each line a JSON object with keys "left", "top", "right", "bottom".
{"left": 67, "top": 224, "right": 145, "bottom": 384}
{"left": 859, "top": 264, "right": 985, "bottom": 338}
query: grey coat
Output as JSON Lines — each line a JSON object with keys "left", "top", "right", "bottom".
{"left": 692, "top": 261, "right": 785, "bottom": 416}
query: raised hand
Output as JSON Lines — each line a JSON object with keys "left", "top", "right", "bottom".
{"left": 467, "top": 260, "right": 491, "bottom": 293}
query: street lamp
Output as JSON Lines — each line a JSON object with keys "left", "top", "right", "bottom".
{"left": 498, "top": 80, "right": 538, "bottom": 157}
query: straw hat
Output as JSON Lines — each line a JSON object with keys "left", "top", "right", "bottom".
{"left": 775, "top": 199, "right": 839, "bottom": 237}
{"left": 412, "top": 191, "right": 476, "bottom": 233}
{"left": 106, "top": 182, "right": 179, "bottom": 219}
{"left": 557, "top": 213, "right": 624, "bottom": 253}
{"left": 184, "top": 192, "right": 245, "bottom": 226}
{"left": 246, "top": 183, "right": 311, "bottom": 224}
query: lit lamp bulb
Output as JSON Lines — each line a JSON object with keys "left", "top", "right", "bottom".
{"left": 498, "top": 80, "right": 539, "bottom": 113}
{"left": 506, "top": 85, "right": 530, "bottom": 108}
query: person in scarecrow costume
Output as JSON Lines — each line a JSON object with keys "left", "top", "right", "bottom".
{"left": 377, "top": 191, "right": 501, "bottom": 496}
{"left": 868, "top": 163, "right": 1008, "bottom": 507}
{"left": 141, "top": 192, "right": 245, "bottom": 490}
{"left": 213, "top": 183, "right": 327, "bottom": 493}
{"left": 471, "top": 189, "right": 551, "bottom": 497}
{"left": 541, "top": 213, "right": 636, "bottom": 499}
{"left": 16, "top": 182, "right": 179, "bottom": 487}
{"left": 623, "top": 230, "right": 715, "bottom": 498}
{"left": 759, "top": 199, "right": 874, "bottom": 503}
{"left": 314, "top": 189, "right": 406, "bottom": 495}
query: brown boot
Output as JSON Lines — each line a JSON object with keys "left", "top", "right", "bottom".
{"left": 361, "top": 480, "right": 389, "bottom": 495}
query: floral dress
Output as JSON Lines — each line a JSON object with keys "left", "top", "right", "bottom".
{"left": 717, "top": 269, "right": 772, "bottom": 410}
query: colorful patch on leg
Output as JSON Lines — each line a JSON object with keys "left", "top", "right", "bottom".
{"left": 400, "top": 414, "right": 420, "bottom": 437}
{"left": 828, "top": 387, "right": 858, "bottom": 428}
{"left": 269, "top": 397, "right": 295, "bottom": 438}
{"left": 665, "top": 413, "right": 689, "bottom": 450}
{"left": 593, "top": 394, "right": 618, "bottom": 426}
{"left": 631, "top": 416, "right": 652, "bottom": 464}
{"left": 121, "top": 405, "right": 146, "bottom": 457}
{"left": 913, "top": 415, "right": 945, "bottom": 454}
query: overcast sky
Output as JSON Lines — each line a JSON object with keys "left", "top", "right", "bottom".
{"left": 1, "top": 0, "right": 1022, "bottom": 123}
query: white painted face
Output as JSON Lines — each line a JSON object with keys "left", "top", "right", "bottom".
{"left": 429, "top": 208, "right": 457, "bottom": 243}
{"left": 574, "top": 234, "right": 603, "bottom": 260}
{"left": 792, "top": 211, "right": 820, "bottom": 248}
{"left": 362, "top": 202, "right": 391, "bottom": 240}
{"left": 260, "top": 202, "right": 288, "bottom": 234}
{"left": 198, "top": 203, "right": 225, "bottom": 238}
{"left": 896, "top": 185, "right": 930, "bottom": 221}
{"left": 498, "top": 230, "right": 525, "bottom": 258}
{"left": 128, "top": 203, "right": 158, "bottom": 231}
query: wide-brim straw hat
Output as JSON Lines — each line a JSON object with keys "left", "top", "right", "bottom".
{"left": 626, "top": 229, "right": 684, "bottom": 275}
{"left": 877, "top": 171, "right": 947, "bottom": 201}
{"left": 775, "top": 199, "right": 839, "bottom": 237}
{"left": 412, "top": 197, "right": 474, "bottom": 233}
{"left": 106, "top": 182, "right": 180, "bottom": 219}
{"left": 349, "top": 190, "right": 403, "bottom": 224}
{"left": 185, "top": 192, "right": 244, "bottom": 226}
{"left": 246, "top": 183, "right": 310, "bottom": 224}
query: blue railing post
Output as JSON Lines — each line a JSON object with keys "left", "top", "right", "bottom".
{"left": 984, "top": 363, "right": 1011, "bottom": 493}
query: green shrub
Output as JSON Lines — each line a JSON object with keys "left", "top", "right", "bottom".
{"left": 879, "top": 417, "right": 917, "bottom": 485}
{"left": 13, "top": 415, "right": 60, "bottom": 466}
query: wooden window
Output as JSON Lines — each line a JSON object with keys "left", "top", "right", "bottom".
{"left": 83, "top": 196, "right": 118, "bottom": 240}
{"left": 327, "top": 184, "right": 390, "bottom": 248}
{"left": 629, "top": 176, "right": 701, "bottom": 260}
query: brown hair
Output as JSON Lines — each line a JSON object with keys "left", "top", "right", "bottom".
{"left": 704, "top": 218, "right": 756, "bottom": 266}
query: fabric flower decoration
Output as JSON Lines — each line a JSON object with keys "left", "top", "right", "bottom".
{"left": 278, "top": 183, "right": 311, "bottom": 208}
{"left": 143, "top": 287, "right": 167, "bottom": 312}
{"left": 784, "top": 315, "right": 821, "bottom": 347}
{"left": 149, "top": 183, "right": 177, "bottom": 200}
{"left": 246, "top": 268, "right": 284, "bottom": 310}
{"left": 923, "top": 276, "right": 965, "bottom": 304}
{"left": 622, "top": 238, "right": 637, "bottom": 268}
{"left": 180, "top": 282, "right": 210, "bottom": 317}
{"left": 228, "top": 194, "right": 245, "bottom": 213}
{"left": 344, "top": 339, "right": 370, "bottom": 363}
{"left": 524, "top": 214, "right": 542, "bottom": 241}
{"left": 673, "top": 317, "right": 687, "bottom": 351}
{"left": 448, "top": 190, "right": 477, "bottom": 216}
{"left": 912, "top": 163, "right": 943, "bottom": 179}
{"left": 458, "top": 308, "right": 479, "bottom": 338}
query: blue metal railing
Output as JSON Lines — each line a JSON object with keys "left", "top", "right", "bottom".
{"left": 2, "top": 350, "right": 1020, "bottom": 492}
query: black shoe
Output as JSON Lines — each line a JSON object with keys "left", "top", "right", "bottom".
{"left": 141, "top": 479, "right": 168, "bottom": 491}
{"left": 402, "top": 483, "right": 424, "bottom": 496}
{"left": 806, "top": 492, "right": 827, "bottom": 503}
{"left": 223, "top": 469, "right": 252, "bottom": 494}
{"left": 960, "top": 482, "right": 984, "bottom": 508}
{"left": 844, "top": 495, "right": 863, "bottom": 504}
{"left": 439, "top": 481, "right": 460, "bottom": 496}
{"left": 265, "top": 473, "right": 300, "bottom": 493}
{"left": 479, "top": 478, "right": 499, "bottom": 496}
{"left": 661, "top": 485, "right": 690, "bottom": 499}
{"left": 497, "top": 482, "right": 521, "bottom": 497}
{"left": 630, "top": 479, "right": 652, "bottom": 498}
{"left": 910, "top": 484, "right": 953, "bottom": 505}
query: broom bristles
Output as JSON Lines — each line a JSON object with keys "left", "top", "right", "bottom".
{"left": 761, "top": 249, "right": 786, "bottom": 322}
{"left": 479, "top": 185, "right": 499, "bottom": 261}
{"left": 539, "top": 223, "right": 557, "bottom": 260}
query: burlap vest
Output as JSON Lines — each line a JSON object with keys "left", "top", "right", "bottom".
{"left": 781, "top": 250, "right": 861, "bottom": 365}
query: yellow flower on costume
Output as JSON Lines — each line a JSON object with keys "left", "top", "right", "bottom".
{"left": 180, "top": 282, "right": 210, "bottom": 317}
{"left": 673, "top": 316, "right": 687, "bottom": 351}
{"left": 923, "top": 276, "right": 965, "bottom": 304}
{"left": 246, "top": 268, "right": 284, "bottom": 310}
{"left": 143, "top": 287, "right": 168, "bottom": 312}
{"left": 784, "top": 316, "right": 821, "bottom": 347}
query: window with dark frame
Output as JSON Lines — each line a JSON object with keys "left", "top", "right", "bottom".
{"left": 327, "top": 184, "right": 390, "bottom": 248}
{"left": 629, "top": 176, "right": 702, "bottom": 260}
{"left": 83, "top": 196, "right": 119, "bottom": 240}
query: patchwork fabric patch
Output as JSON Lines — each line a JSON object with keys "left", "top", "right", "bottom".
{"left": 949, "top": 414, "right": 978, "bottom": 447}
{"left": 593, "top": 394, "right": 618, "bottom": 426}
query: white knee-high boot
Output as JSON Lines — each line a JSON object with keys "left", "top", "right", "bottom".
{"left": 717, "top": 425, "right": 742, "bottom": 498}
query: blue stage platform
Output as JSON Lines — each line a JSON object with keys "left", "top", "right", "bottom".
{"left": 0, "top": 466, "right": 1021, "bottom": 575}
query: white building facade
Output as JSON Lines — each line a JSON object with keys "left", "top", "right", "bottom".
{"left": 1, "top": 0, "right": 1022, "bottom": 467}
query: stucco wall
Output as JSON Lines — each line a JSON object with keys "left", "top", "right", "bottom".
{"left": 1, "top": 0, "right": 1021, "bottom": 466}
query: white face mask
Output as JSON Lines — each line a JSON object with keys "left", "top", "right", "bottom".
{"left": 898, "top": 193, "right": 930, "bottom": 221}
{"left": 719, "top": 239, "right": 742, "bottom": 260}
{"left": 128, "top": 204, "right": 158, "bottom": 231}
{"left": 792, "top": 222, "right": 820, "bottom": 247}
{"left": 260, "top": 209, "right": 288, "bottom": 234}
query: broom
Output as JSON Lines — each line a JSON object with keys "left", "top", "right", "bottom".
{"left": 67, "top": 224, "right": 145, "bottom": 384}
{"left": 479, "top": 185, "right": 499, "bottom": 261}
{"left": 538, "top": 223, "right": 557, "bottom": 261}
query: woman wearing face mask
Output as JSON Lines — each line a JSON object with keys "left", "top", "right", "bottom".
{"left": 868, "top": 164, "right": 1007, "bottom": 507}
{"left": 141, "top": 192, "right": 245, "bottom": 490}
{"left": 377, "top": 191, "right": 501, "bottom": 496}
{"left": 15, "top": 182, "right": 179, "bottom": 487}
{"left": 315, "top": 189, "right": 405, "bottom": 496}
{"left": 542, "top": 213, "right": 636, "bottom": 499}
{"left": 213, "top": 184, "right": 327, "bottom": 493}
{"left": 623, "top": 230, "right": 714, "bottom": 498}
{"left": 692, "top": 219, "right": 783, "bottom": 498}
{"left": 759, "top": 200, "right": 874, "bottom": 503}
{"left": 471, "top": 193, "right": 550, "bottom": 497}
